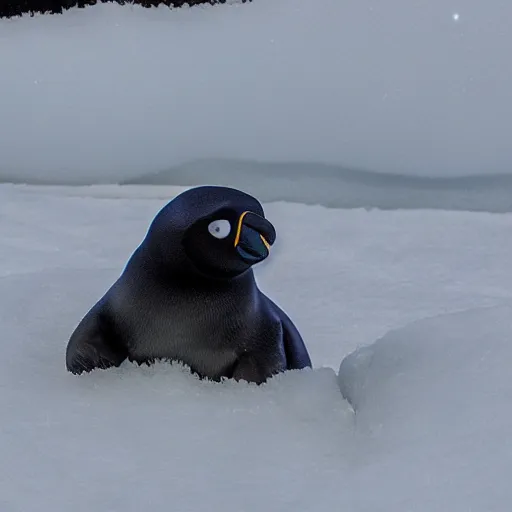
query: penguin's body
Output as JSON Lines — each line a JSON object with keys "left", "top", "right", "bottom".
{"left": 66, "top": 186, "right": 311, "bottom": 384}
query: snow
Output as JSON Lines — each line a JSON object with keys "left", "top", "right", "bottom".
{"left": 2, "top": 183, "right": 512, "bottom": 510}
{"left": 338, "top": 305, "right": 512, "bottom": 511}
{"left": 2, "top": 1, "right": 512, "bottom": 508}
{"left": 1, "top": 266, "right": 349, "bottom": 511}
{"left": 1, "top": 0, "right": 512, "bottom": 183}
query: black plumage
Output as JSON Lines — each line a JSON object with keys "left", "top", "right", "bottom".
{"left": 66, "top": 186, "right": 312, "bottom": 384}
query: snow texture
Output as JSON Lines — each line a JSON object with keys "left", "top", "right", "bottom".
{"left": 338, "top": 305, "right": 512, "bottom": 511}
{"left": 2, "top": 1, "right": 512, "bottom": 507}
{"left": 1, "top": 184, "right": 512, "bottom": 511}
{"left": 1, "top": 0, "right": 512, "bottom": 184}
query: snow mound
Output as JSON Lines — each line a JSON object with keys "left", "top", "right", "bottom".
{"left": 0, "top": 268, "right": 353, "bottom": 512}
{"left": 338, "top": 305, "right": 512, "bottom": 511}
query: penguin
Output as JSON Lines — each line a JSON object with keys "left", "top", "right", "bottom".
{"left": 65, "top": 185, "right": 312, "bottom": 384}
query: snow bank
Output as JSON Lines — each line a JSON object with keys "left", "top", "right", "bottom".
{"left": 1, "top": 0, "right": 512, "bottom": 183}
{"left": 0, "top": 267, "right": 352, "bottom": 512}
{"left": 338, "top": 305, "right": 512, "bottom": 511}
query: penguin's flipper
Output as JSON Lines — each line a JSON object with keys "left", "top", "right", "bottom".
{"left": 66, "top": 302, "right": 128, "bottom": 375}
{"left": 264, "top": 296, "right": 312, "bottom": 370}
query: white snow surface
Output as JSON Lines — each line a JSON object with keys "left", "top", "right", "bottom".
{"left": 338, "top": 306, "right": 512, "bottom": 511}
{"left": 1, "top": 184, "right": 512, "bottom": 510}
{"left": 1, "top": 0, "right": 512, "bottom": 182}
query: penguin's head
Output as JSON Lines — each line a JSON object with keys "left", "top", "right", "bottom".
{"left": 144, "top": 186, "right": 276, "bottom": 279}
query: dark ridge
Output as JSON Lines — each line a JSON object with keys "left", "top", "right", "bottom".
{"left": 118, "top": 158, "right": 512, "bottom": 213}
{"left": 122, "top": 158, "right": 512, "bottom": 190}
{"left": 0, "top": 0, "right": 247, "bottom": 19}
{"left": 2, "top": 158, "right": 511, "bottom": 213}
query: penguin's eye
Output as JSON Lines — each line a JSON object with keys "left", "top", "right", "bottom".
{"left": 208, "top": 219, "right": 231, "bottom": 239}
